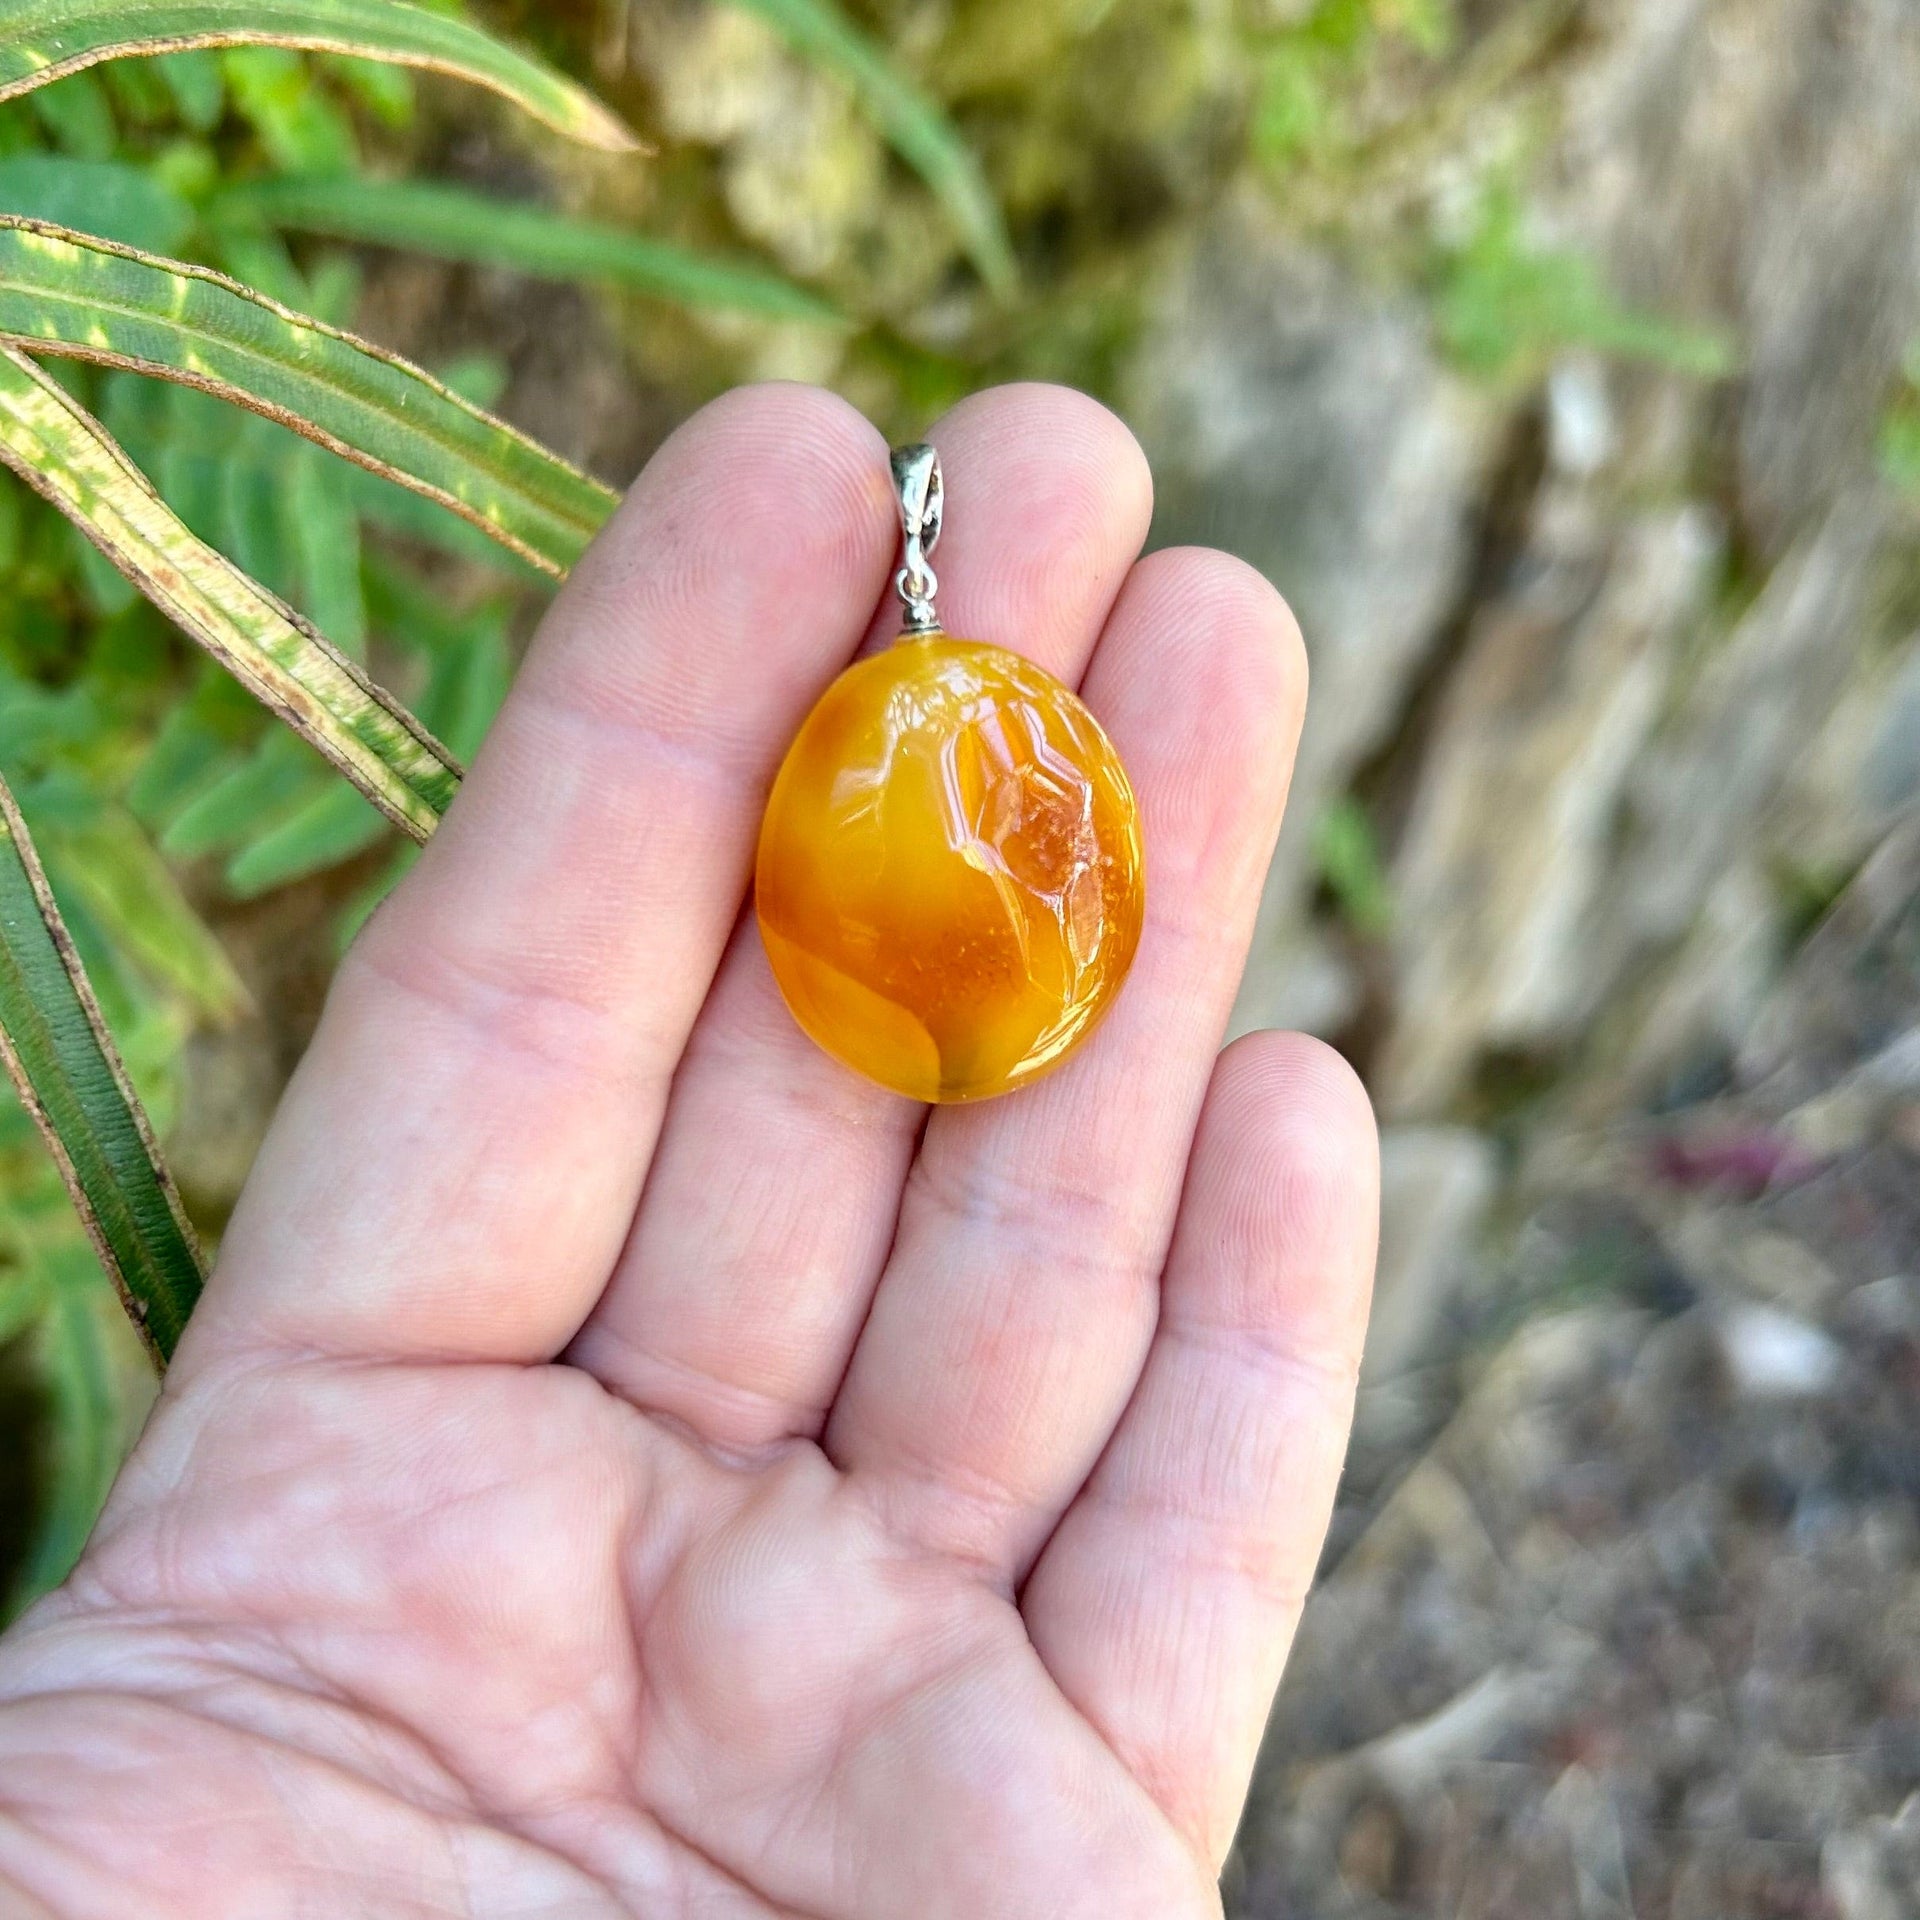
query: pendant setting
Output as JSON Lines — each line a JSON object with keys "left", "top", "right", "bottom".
{"left": 755, "top": 443, "right": 1146, "bottom": 1103}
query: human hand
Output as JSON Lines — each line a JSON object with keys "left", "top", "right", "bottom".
{"left": 0, "top": 385, "right": 1378, "bottom": 1920}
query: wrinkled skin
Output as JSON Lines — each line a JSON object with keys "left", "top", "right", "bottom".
{"left": 0, "top": 385, "right": 1378, "bottom": 1920}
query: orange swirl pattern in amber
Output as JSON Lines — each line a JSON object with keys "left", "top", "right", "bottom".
{"left": 756, "top": 639, "right": 1146, "bottom": 1103}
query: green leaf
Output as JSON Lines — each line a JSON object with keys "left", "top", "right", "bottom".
{"left": 21, "top": 829, "right": 161, "bottom": 1070}
{"left": 221, "top": 44, "right": 356, "bottom": 174}
{"left": 363, "top": 542, "right": 499, "bottom": 652}
{"left": 0, "top": 771, "right": 204, "bottom": 1365}
{"left": 434, "top": 348, "right": 507, "bottom": 410}
{"left": 2, "top": 1223, "right": 155, "bottom": 1609}
{"left": 216, "top": 434, "right": 294, "bottom": 596}
{"left": 729, "top": 0, "right": 1016, "bottom": 295}
{"left": 65, "top": 502, "right": 138, "bottom": 612}
{"left": 42, "top": 805, "right": 246, "bottom": 1021}
{"left": 226, "top": 775, "right": 383, "bottom": 896}
{"left": 0, "top": 151, "right": 193, "bottom": 253}
{"left": 217, "top": 174, "right": 846, "bottom": 325}
{"left": 161, "top": 724, "right": 316, "bottom": 858}
{"left": 0, "top": 667, "right": 93, "bottom": 772}
{"left": 0, "top": 0, "right": 640, "bottom": 151}
{"left": 152, "top": 46, "right": 221, "bottom": 128}
{"left": 0, "top": 829, "right": 194, "bottom": 1129}
{"left": 18, "top": 1243, "right": 125, "bottom": 1597}
{"left": 28, "top": 69, "right": 115, "bottom": 157}
{"left": 320, "top": 47, "right": 411, "bottom": 127}
{"left": 416, "top": 611, "right": 510, "bottom": 762}
{"left": 0, "top": 218, "right": 619, "bottom": 574}
{"left": 99, "top": 38, "right": 168, "bottom": 118}
{"left": 286, "top": 445, "right": 365, "bottom": 657}
{"left": 0, "top": 345, "right": 460, "bottom": 839}
{"left": 125, "top": 668, "right": 257, "bottom": 828}
{"left": 344, "top": 456, "right": 543, "bottom": 574}
{"left": 202, "top": 218, "right": 311, "bottom": 309}
{"left": 363, "top": 554, "right": 514, "bottom": 758}
{"left": 0, "top": 464, "right": 24, "bottom": 569}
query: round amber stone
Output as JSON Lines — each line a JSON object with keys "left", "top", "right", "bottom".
{"left": 756, "top": 638, "right": 1145, "bottom": 1103}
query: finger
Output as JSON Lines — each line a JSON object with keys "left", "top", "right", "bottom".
{"left": 1020, "top": 1032, "right": 1378, "bottom": 1868}
{"left": 569, "top": 386, "right": 1154, "bottom": 1449}
{"left": 826, "top": 548, "right": 1308, "bottom": 1579}
{"left": 188, "top": 385, "right": 895, "bottom": 1369}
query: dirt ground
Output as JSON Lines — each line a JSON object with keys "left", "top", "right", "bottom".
{"left": 1231, "top": 821, "right": 1920, "bottom": 1919}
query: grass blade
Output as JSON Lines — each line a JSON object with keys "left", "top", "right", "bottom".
{"left": 731, "top": 0, "right": 1016, "bottom": 295}
{"left": 0, "top": 0, "right": 641, "bottom": 151}
{"left": 0, "top": 346, "right": 460, "bottom": 839}
{"left": 216, "top": 174, "right": 845, "bottom": 325}
{"left": 0, "top": 771, "right": 203, "bottom": 1365}
{"left": 0, "top": 217, "right": 619, "bottom": 575}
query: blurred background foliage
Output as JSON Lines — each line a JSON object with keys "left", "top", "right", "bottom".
{"left": 0, "top": 28, "right": 549, "bottom": 1611}
{"left": 4, "top": 0, "right": 1920, "bottom": 1910}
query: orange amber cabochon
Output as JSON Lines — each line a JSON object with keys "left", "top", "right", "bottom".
{"left": 756, "top": 639, "right": 1145, "bottom": 1103}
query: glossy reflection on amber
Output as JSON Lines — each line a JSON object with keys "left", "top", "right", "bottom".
{"left": 756, "top": 638, "right": 1145, "bottom": 1103}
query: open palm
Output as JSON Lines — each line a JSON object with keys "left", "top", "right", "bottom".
{"left": 0, "top": 385, "right": 1377, "bottom": 1920}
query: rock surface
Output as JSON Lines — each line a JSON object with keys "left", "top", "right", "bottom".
{"left": 1152, "top": 0, "right": 1920, "bottom": 1910}
{"left": 1127, "top": 194, "right": 1497, "bottom": 1042}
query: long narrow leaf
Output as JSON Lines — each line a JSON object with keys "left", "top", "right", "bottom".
{"left": 216, "top": 175, "right": 846, "bottom": 325}
{"left": 0, "top": 773, "right": 203, "bottom": 1366}
{"left": 731, "top": 0, "right": 1016, "bottom": 294}
{"left": 0, "top": 218, "right": 620, "bottom": 575}
{"left": 0, "top": 347, "right": 460, "bottom": 839}
{"left": 0, "top": 0, "right": 641, "bottom": 152}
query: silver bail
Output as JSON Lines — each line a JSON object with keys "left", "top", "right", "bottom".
{"left": 891, "top": 442, "right": 943, "bottom": 636}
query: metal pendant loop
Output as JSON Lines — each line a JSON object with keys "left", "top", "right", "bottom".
{"left": 891, "top": 442, "right": 944, "bottom": 636}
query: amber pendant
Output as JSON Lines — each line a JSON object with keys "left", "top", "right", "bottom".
{"left": 756, "top": 443, "right": 1145, "bottom": 1103}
